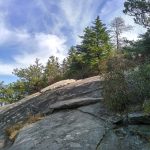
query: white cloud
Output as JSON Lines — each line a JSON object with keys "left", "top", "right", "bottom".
{"left": 0, "top": 61, "right": 19, "bottom": 75}
{"left": 59, "top": 0, "right": 146, "bottom": 43}
{"left": 0, "top": 0, "right": 147, "bottom": 78}
{"left": 0, "top": 19, "right": 67, "bottom": 75}
{"left": 0, "top": 32, "right": 67, "bottom": 75}
{"left": 60, "top": 0, "right": 85, "bottom": 27}
{"left": 0, "top": 1, "right": 68, "bottom": 76}
{"left": 100, "top": 0, "right": 121, "bottom": 20}
{"left": 0, "top": 10, "right": 30, "bottom": 45}
{"left": 122, "top": 15, "right": 147, "bottom": 41}
{"left": 0, "top": 23, "right": 30, "bottom": 45}
{"left": 14, "top": 33, "right": 67, "bottom": 66}
{"left": 100, "top": 0, "right": 146, "bottom": 41}
{"left": 60, "top": 0, "right": 107, "bottom": 44}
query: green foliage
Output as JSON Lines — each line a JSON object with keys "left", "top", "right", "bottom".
{"left": 13, "top": 58, "right": 45, "bottom": 94}
{"left": 103, "top": 54, "right": 134, "bottom": 112}
{"left": 138, "top": 29, "right": 150, "bottom": 56}
{"left": 44, "top": 56, "right": 62, "bottom": 84}
{"left": 0, "top": 81, "right": 28, "bottom": 103}
{"left": 127, "top": 61, "right": 150, "bottom": 102}
{"left": 123, "top": 29, "right": 150, "bottom": 59}
{"left": 0, "top": 84, "right": 15, "bottom": 103}
{"left": 67, "top": 16, "right": 112, "bottom": 79}
{"left": 1, "top": 57, "right": 63, "bottom": 103}
{"left": 61, "top": 58, "right": 70, "bottom": 78}
{"left": 123, "top": 0, "right": 150, "bottom": 28}
{"left": 64, "top": 46, "right": 88, "bottom": 79}
{"left": 11, "top": 81, "right": 27, "bottom": 100}
{"left": 13, "top": 57, "right": 63, "bottom": 96}
{"left": 103, "top": 51, "right": 150, "bottom": 113}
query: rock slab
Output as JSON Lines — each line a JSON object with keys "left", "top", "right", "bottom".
{"left": 1, "top": 76, "right": 150, "bottom": 150}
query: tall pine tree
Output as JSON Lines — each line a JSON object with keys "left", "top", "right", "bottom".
{"left": 68, "top": 16, "right": 111, "bottom": 78}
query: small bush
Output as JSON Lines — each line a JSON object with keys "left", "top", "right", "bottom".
{"left": 128, "top": 62, "right": 150, "bottom": 102}
{"left": 103, "top": 54, "right": 150, "bottom": 113}
{"left": 103, "top": 72, "right": 129, "bottom": 112}
{"left": 103, "top": 54, "right": 134, "bottom": 112}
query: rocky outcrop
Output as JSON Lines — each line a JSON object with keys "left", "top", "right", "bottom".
{"left": 8, "top": 105, "right": 106, "bottom": 150}
{"left": 0, "top": 76, "right": 150, "bottom": 150}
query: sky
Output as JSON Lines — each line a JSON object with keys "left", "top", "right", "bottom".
{"left": 0, "top": 0, "right": 146, "bottom": 84}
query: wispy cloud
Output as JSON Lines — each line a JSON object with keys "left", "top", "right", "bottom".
{"left": 0, "top": 23, "right": 30, "bottom": 45}
{"left": 0, "top": 29, "right": 67, "bottom": 75}
{"left": 0, "top": 0, "right": 68, "bottom": 75}
{"left": 14, "top": 33, "right": 67, "bottom": 66}
{"left": 0, "top": 61, "right": 18, "bottom": 75}
{"left": 60, "top": 0, "right": 108, "bottom": 43}
{"left": 0, "top": 0, "right": 146, "bottom": 82}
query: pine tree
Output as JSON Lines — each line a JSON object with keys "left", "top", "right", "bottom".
{"left": 68, "top": 16, "right": 111, "bottom": 78}
{"left": 65, "top": 46, "right": 87, "bottom": 79}
{"left": 13, "top": 58, "right": 45, "bottom": 94}
{"left": 44, "top": 56, "right": 61, "bottom": 84}
{"left": 90, "top": 16, "right": 111, "bottom": 70}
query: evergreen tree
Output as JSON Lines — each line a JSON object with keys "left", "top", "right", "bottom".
{"left": 0, "top": 82, "right": 6, "bottom": 102}
{"left": 13, "top": 58, "right": 45, "bottom": 94}
{"left": 90, "top": 16, "right": 111, "bottom": 70}
{"left": 66, "top": 46, "right": 87, "bottom": 78}
{"left": 44, "top": 56, "right": 61, "bottom": 84}
{"left": 123, "top": 29, "right": 150, "bottom": 59}
{"left": 67, "top": 16, "right": 111, "bottom": 78}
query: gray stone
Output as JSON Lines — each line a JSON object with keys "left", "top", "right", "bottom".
{"left": 97, "top": 127, "right": 150, "bottom": 150}
{"left": 8, "top": 109, "right": 106, "bottom": 150}
{"left": 128, "top": 125, "right": 150, "bottom": 140}
{"left": 1, "top": 76, "right": 150, "bottom": 150}
{"left": 0, "top": 139, "right": 5, "bottom": 149}
{"left": 50, "top": 97, "right": 103, "bottom": 110}
{"left": 0, "top": 76, "right": 102, "bottom": 130}
{"left": 128, "top": 112, "right": 150, "bottom": 125}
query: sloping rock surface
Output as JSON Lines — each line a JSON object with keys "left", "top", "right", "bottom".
{"left": 8, "top": 108, "right": 105, "bottom": 150}
{"left": 0, "top": 76, "right": 150, "bottom": 150}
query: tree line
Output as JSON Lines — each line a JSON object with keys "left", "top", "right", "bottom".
{"left": 0, "top": 0, "right": 149, "bottom": 106}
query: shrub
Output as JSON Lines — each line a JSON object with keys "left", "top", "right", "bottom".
{"left": 103, "top": 54, "right": 134, "bottom": 112}
{"left": 103, "top": 71, "right": 130, "bottom": 112}
{"left": 103, "top": 54, "right": 150, "bottom": 113}
{"left": 128, "top": 62, "right": 150, "bottom": 101}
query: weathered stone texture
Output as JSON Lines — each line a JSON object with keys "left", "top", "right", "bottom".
{"left": 0, "top": 76, "right": 150, "bottom": 150}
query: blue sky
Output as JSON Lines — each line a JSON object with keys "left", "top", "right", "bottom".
{"left": 0, "top": 0, "right": 146, "bottom": 84}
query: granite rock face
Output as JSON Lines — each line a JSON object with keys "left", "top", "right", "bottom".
{"left": 8, "top": 108, "right": 105, "bottom": 150}
{"left": 0, "top": 76, "right": 150, "bottom": 150}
